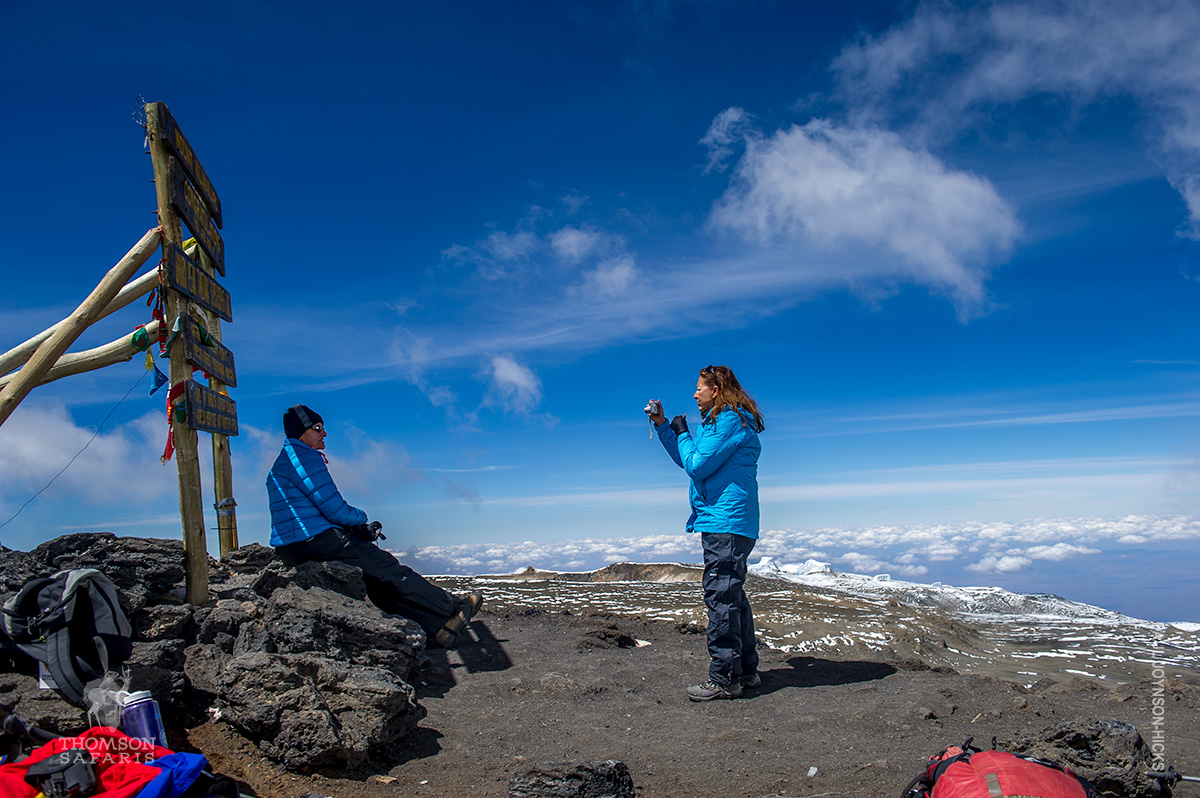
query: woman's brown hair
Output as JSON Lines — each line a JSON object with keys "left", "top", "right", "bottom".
{"left": 700, "top": 365, "right": 764, "bottom": 431}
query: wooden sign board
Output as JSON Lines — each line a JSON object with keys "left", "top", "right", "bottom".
{"left": 152, "top": 102, "right": 223, "bottom": 228}
{"left": 169, "top": 157, "right": 225, "bottom": 276}
{"left": 181, "top": 315, "right": 237, "bottom": 388}
{"left": 185, "top": 380, "right": 239, "bottom": 436}
{"left": 164, "top": 244, "right": 233, "bottom": 322}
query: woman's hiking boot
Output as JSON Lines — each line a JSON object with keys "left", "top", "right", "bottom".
{"left": 686, "top": 679, "right": 742, "bottom": 701}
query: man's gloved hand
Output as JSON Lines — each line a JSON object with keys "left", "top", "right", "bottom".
{"left": 669, "top": 415, "right": 689, "bottom": 436}
{"left": 347, "top": 522, "right": 385, "bottom": 542}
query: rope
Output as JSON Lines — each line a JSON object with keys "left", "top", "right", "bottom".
{"left": 0, "top": 368, "right": 149, "bottom": 532}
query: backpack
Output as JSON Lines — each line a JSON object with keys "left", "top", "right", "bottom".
{"left": 0, "top": 569, "right": 133, "bottom": 706}
{"left": 902, "top": 738, "right": 1102, "bottom": 798}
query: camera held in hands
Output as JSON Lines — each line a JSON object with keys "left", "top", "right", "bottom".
{"left": 348, "top": 521, "right": 387, "bottom": 542}
{"left": 644, "top": 399, "right": 663, "bottom": 417}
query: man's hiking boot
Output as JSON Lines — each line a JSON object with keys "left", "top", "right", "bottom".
{"left": 740, "top": 672, "right": 762, "bottom": 689}
{"left": 465, "top": 592, "right": 484, "bottom": 616}
{"left": 686, "top": 679, "right": 742, "bottom": 701}
{"left": 434, "top": 593, "right": 484, "bottom": 649}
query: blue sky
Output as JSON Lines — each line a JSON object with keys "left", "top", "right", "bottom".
{"left": 2, "top": 1, "right": 1199, "bottom": 622}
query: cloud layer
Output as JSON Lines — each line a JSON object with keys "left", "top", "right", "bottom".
{"left": 400, "top": 513, "right": 1200, "bottom": 579}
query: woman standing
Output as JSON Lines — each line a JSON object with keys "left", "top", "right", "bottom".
{"left": 648, "top": 365, "right": 765, "bottom": 701}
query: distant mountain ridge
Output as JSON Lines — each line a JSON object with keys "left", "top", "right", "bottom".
{"left": 454, "top": 559, "right": 1200, "bottom": 686}
{"left": 748, "top": 556, "right": 1158, "bottom": 622}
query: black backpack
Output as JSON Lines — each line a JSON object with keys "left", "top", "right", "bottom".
{"left": 1, "top": 569, "right": 133, "bottom": 706}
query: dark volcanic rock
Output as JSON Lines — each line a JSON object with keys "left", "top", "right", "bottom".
{"left": 214, "top": 542, "right": 277, "bottom": 575}
{"left": 0, "top": 673, "right": 87, "bottom": 732}
{"left": 509, "top": 761, "right": 635, "bottom": 798}
{"left": 1010, "top": 720, "right": 1161, "bottom": 798}
{"left": 133, "top": 604, "right": 194, "bottom": 641}
{"left": 0, "top": 533, "right": 428, "bottom": 770}
{"left": 0, "top": 547, "right": 43, "bottom": 598}
{"left": 263, "top": 586, "right": 423, "bottom": 677}
{"left": 28, "top": 532, "right": 189, "bottom": 613}
{"left": 184, "top": 647, "right": 425, "bottom": 770}
{"left": 251, "top": 559, "right": 368, "bottom": 600}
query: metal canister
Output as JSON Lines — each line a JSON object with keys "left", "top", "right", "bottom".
{"left": 120, "top": 690, "right": 168, "bottom": 748}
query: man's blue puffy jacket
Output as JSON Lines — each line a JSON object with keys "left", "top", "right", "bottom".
{"left": 266, "top": 438, "right": 368, "bottom": 547}
{"left": 656, "top": 407, "right": 762, "bottom": 538}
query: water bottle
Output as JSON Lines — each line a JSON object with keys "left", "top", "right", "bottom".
{"left": 120, "top": 690, "right": 168, "bottom": 748}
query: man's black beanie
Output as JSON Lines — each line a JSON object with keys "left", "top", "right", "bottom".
{"left": 283, "top": 405, "right": 323, "bottom": 439}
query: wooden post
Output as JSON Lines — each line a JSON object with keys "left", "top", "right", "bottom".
{"left": 0, "top": 320, "right": 163, "bottom": 390}
{"left": 197, "top": 248, "right": 238, "bottom": 556}
{"left": 0, "top": 230, "right": 161, "bottom": 427}
{"left": 147, "top": 102, "right": 209, "bottom": 605}
{"left": 0, "top": 232, "right": 162, "bottom": 378}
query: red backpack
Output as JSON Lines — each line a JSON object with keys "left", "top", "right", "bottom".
{"left": 902, "top": 739, "right": 1102, "bottom": 798}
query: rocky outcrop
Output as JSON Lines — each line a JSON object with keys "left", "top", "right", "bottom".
{"left": 0, "top": 533, "right": 427, "bottom": 771}
{"left": 1009, "top": 720, "right": 1161, "bottom": 798}
{"left": 509, "top": 761, "right": 635, "bottom": 798}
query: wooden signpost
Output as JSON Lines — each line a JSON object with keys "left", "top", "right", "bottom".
{"left": 0, "top": 102, "right": 238, "bottom": 607}
{"left": 163, "top": 244, "right": 232, "bottom": 322}
{"left": 180, "top": 315, "right": 236, "bottom": 388}
{"left": 168, "top": 157, "right": 225, "bottom": 275}
{"left": 184, "top": 380, "right": 239, "bottom": 437}
{"left": 147, "top": 101, "right": 239, "bottom": 604}
{"left": 152, "top": 101, "right": 223, "bottom": 229}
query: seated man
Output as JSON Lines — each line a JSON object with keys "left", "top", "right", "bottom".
{"left": 265, "top": 404, "right": 481, "bottom": 647}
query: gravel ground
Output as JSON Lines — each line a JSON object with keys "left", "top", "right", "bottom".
{"left": 186, "top": 603, "right": 1200, "bottom": 798}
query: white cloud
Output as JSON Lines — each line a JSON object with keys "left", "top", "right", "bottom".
{"left": 390, "top": 333, "right": 459, "bottom": 414}
{"left": 440, "top": 229, "right": 541, "bottom": 281}
{"left": 700, "top": 106, "right": 752, "bottom": 174}
{"left": 550, "top": 225, "right": 605, "bottom": 263}
{"left": 1024, "top": 542, "right": 1101, "bottom": 561}
{"left": 486, "top": 230, "right": 539, "bottom": 262}
{"left": 0, "top": 403, "right": 177, "bottom": 508}
{"left": 485, "top": 354, "right": 543, "bottom": 415}
{"left": 831, "top": 399, "right": 1200, "bottom": 435}
{"left": 580, "top": 255, "right": 638, "bottom": 297}
{"left": 833, "top": 0, "right": 1200, "bottom": 234}
{"left": 839, "top": 551, "right": 889, "bottom": 573}
{"left": 561, "top": 191, "right": 589, "bottom": 214}
{"left": 708, "top": 118, "right": 1020, "bottom": 313}
{"left": 967, "top": 554, "right": 1033, "bottom": 574}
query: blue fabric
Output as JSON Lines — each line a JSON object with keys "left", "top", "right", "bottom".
{"left": 135, "top": 752, "right": 208, "bottom": 798}
{"left": 266, "top": 438, "right": 368, "bottom": 546}
{"left": 656, "top": 407, "right": 762, "bottom": 538}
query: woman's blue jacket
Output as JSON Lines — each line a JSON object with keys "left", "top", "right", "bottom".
{"left": 265, "top": 438, "right": 368, "bottom": 547}
{"left": 656, "top": 407, "right": 762, "bottom": 538}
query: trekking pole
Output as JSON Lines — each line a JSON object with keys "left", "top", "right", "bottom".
{"left": 3, "top": 714, "right": 60, "bottom": 745}
{"left": 1148, "top": 766, "right": 1200, "bottom": 787}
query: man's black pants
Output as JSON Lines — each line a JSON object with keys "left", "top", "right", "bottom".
{"left": 277, "top": 528, "right": 459, "bottom": 640}
{"left": 701, "top": 531, "right": 759, "bottom": 686}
